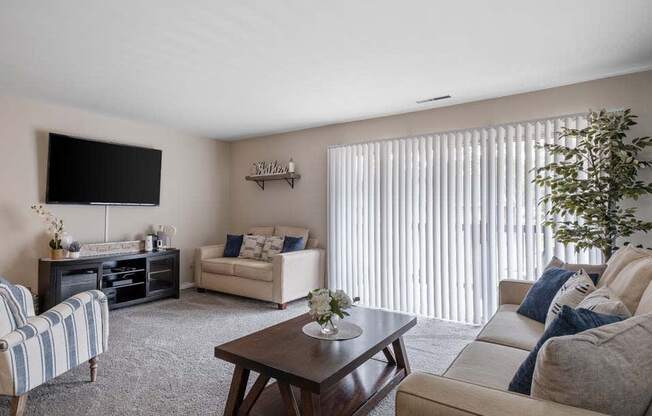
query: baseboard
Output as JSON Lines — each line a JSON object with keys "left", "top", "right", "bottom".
{"left": 180, "top": 282, "right": 196, "bottom": 290}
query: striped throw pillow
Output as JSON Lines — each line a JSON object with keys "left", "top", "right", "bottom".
{"left": 545, "top": 269, "right": 595, "bottom": 328}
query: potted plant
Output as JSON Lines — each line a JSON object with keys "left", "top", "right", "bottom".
{"left": 534, "top": 109, "right": 652, "bottom": 260}
{"left": 68, "top": 241, "right": 82, "bottom": 259}
{"left": 31, "top": 204, "right": 66, "bottom": 260}
{"left": 307, "top": 289, "right": 355, "bottom": 335}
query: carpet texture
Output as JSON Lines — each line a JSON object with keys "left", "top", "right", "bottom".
{"left": 0, "top": 290, "right": 479, "bottom": 415}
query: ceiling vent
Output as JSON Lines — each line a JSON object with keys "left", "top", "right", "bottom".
{"left": 416, "top": 95, "right": 451, "bottom": 104}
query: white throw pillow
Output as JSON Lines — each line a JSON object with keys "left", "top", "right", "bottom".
{"left": 545, "top": 269, "right": 595, "bottom": 328}
{"left": 238, "top": 235, "right": 266, "bottom": 259}
{"left": 261, "top": 236, "right": 284, "bottom": 262}
{"left": 577, "top": 287, "right": 631, "bottom": 318}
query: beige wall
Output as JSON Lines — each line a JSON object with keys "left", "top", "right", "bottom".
{"left": 229, "top": 70, "right": 652, "bottom": 249}
{"left": 0, "top": 96, "right": 230, "bottom": 289}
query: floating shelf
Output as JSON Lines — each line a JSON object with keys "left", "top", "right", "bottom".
{"left": 245, "top": 173, "right": 300, "bottom": 190}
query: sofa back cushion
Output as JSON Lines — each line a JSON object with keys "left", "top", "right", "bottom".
{"left": 599, "top": 245, "right": 652, "bottom": 288}
{"left": 635, "top": 281, "right": 652, "bottom": 316}
{"left": 531, "top": 312, "right": 652, "bottom": 416}
{"left": 274, "top": 225, "right": 309, "bottom": 250}
{"left": 306, "top": 238, "right": 319, "bottom": 249}
{"left": 607, "top": 257, "right": 652, "bottom": 314}
{"left": 247, "top": 226, "right": 274, "bottom": 237}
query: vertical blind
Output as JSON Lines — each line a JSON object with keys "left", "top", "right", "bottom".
{"left": 327, "top": 114, "right": 602, "bottom": 324}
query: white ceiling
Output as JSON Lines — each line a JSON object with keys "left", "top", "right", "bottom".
{"left": 1, "top": 1, "right": 652, "bottom": 140}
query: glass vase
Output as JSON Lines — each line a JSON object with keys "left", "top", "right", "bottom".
{"left": 319, "top": 316, "right": 339, "bottom": 335}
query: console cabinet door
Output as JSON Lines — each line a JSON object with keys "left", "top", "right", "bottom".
{"left": 147, "top": 254, "right": 177, "bottom": 295}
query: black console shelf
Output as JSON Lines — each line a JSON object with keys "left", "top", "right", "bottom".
{"left": 38, "top": 249, "right": 180, "bottom": 311}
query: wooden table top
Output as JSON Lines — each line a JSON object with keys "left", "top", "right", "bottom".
{"left": 215, "top": 307, "right": 416, "bottom": 392}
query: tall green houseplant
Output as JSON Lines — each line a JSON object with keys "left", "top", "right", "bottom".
{"left": 534, "top": 109, "right": 652, "bottom": 260}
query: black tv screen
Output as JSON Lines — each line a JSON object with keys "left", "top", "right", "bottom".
{"left": 46, "top": 133, "right": 162, "bottom": 205}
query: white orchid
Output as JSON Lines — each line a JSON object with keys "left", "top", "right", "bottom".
{"left": 31, "top": 204, "right": 65, "bottom": 249}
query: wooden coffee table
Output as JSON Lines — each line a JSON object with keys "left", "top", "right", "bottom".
{"left": 215, "top": 307, "right": 416, "bottom": 416}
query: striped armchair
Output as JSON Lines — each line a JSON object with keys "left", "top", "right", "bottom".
{"left": 0, "top": 278, "right": 108, "bottom": 416}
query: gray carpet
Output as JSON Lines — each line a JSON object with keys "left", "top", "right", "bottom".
{"left": 0, "top": 290, "right": 480, "bottom": 415}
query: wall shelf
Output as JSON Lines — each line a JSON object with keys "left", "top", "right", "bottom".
{"left": 245, "top": 173, "right": 300, "bottom": 190}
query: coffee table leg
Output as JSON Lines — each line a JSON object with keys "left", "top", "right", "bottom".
{"left": 392, "top": 336, "right": 411, "bottom": 375}
{"left": 301, "top": 389, "right": 321, "bottom": 416}
{"left": 278, "top": 382, "right": 300, "bottom": 416}
{"left": 224, "top": 365, "right": 250, "bottom": 416}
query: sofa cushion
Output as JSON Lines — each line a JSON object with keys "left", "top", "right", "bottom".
{"left": 234, "top": 259, "right": 273, "bottom": 282}
{"left": 578, "top": 286, "right": 631, "bottom": 318}
{"left": 274, "top": 225, "right": 309, "bottom": 250}
{"left": 606, "top": 257, "right": 652, "bottom": 314}
{"left": 223, "top": 234, "right": 243, "bottom": 258}
{"left": 599, "top": 245, "right": 652, "bottom": 288}
{"left": 508, "top": 306, "right": 623, "bottom": 395}
{"left": 444, "top": 341, "right": 530, "bottom": 390}
{"left": 282, "top": 236, "right": 304, "bottom": 253}
{"left": 517, "top": 268, "right": 575, "bottom": 323}
{"left": 547, "top": 256, "right": 606, "bottom": 283}
{"left": 239, "top": 235, "right": 266, "bottom": 259}
{"left": 532, "top": 312, "right": 652, "bottom": 416}
{"left": 261, "top": 236, "right": 284, "bottom": 262}
{"left": 306, "top": 238, "right": 319, "bottom": 249}
{"left": 545, "top": 269, "right": 595, "bottom": 328}
{"left": 477, "top": 304, "right": 544, "bottom": 351}
{"left": 247, "top": 226, "right": 274, "bottom": 237}
{"left": 202, "top": 258, "right": 240, "bottom": 275}
{"left": 635, "top": 282, "right": 652, "bottom": 315}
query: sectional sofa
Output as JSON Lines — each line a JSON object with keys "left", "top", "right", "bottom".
{"left": 396, "top": 246, "right": 652, "bottom": 416}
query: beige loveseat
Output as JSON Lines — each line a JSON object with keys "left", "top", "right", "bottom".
{"left": 396, "top": 246, "right": 652, "bottom": 416}
{"left": 194, "top": 225, "right": 325, "bottom": 309}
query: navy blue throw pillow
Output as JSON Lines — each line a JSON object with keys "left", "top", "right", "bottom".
{"left": 223, "top": 234, "right": 243, "bottom": 257}
{"left": 508, "top": 305, "right": 623, "bottom": 395}
{"left": 281, "top": 236, "right": 304, "bottom": 253}
{"left": 516, "top": 267, "right": 575, "bottom": 323}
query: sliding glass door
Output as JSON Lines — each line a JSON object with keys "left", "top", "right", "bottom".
{"left": 327, "top": 114, "right": 601, "bottom": 324}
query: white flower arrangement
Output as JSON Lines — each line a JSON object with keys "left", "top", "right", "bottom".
{"left": 307, "top": 288, "right": 355, "bottom": 327}
{"left": 31, "top": 204, "right": 65, "bottom": 249}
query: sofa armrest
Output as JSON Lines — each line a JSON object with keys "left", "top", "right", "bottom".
{"left": 195, "top": 244, "right": 225, "bottom": 286}
{"left": 396, "top": 373, "right": 606, "bottom": 416}
{"left": 498, "top": 279, "right": 534, "bottom": 305}
{"left": 272, "top": 249, "right": 325, "bottom": 304}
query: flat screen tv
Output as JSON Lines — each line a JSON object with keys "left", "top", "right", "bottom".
{"left": 46, "top": 133, "right": 162, "bottom": 205}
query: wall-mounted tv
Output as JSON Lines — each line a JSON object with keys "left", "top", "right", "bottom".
{"left": 46, "top": 133, "right": 162, "bottom": 205}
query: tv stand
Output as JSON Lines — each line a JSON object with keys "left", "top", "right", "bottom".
{"left": 38, "top": 249, "right": 180, "bottom": 311}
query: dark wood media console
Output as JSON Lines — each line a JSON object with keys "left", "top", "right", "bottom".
{"left": 38, "top": 249, "right": 180, "bottom": 311}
